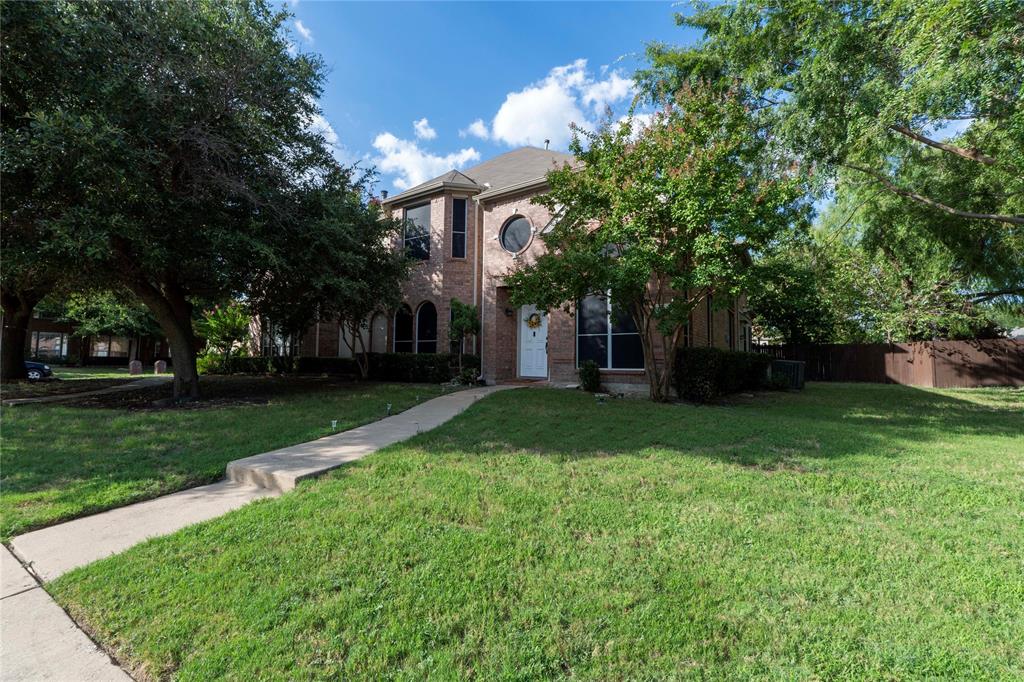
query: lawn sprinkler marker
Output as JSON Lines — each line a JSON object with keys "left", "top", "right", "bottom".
{"left": 331, "top": 420, "right": 337, "bottom": 430}
{"left": 385, "top": 402, "right": 392, "bottom": 416}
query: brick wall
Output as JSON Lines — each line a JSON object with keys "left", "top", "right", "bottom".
{"left": 480, "top": 189, "right": 554, "bottom": 382}
{"left": 392, "top": 192, "right": 479, "bottom": 356}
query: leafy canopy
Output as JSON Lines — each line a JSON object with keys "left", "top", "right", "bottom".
{"left": 507, "top": 85, "right": 808, "bottom": 400}
{"left": 2, "top": 0, "right": 388, "bottom": 397}
{"left": 639, "top": 0, "right": 1024, "bottom": 270}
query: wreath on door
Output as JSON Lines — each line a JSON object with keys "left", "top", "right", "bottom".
{"left": 525, "top": 312, "right": 543, "bottom": 329}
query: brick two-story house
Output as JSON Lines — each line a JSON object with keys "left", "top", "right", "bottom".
{"left": 301, "top": 146, "right": 752, "bottom": 392}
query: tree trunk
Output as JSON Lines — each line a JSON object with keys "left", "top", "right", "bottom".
{"left": 1, "top": 289, "right": 42, "bottom": 382}
{"left": 131, "top": 281, "right": 199, "bottom": 400}
{"left": 161, "top": 316, "right": 199, "bottom": 400}
{"left": 1, "top": 305, "right": 32, "bottom": 381}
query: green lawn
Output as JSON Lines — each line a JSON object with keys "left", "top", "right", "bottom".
{"left": 0, "top": 380, "right": 444, "bottom": 539}
{"left": 48, "top": 384, "right": 1023, "bottom": 680}
{"left": 56, "top": 366, "right": 135, "bottom": 380}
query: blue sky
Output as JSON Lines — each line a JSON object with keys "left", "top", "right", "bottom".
{"left": 284, "top": 1, "right": 702, "bottom": 191}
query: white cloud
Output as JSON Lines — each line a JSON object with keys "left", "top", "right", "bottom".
{"left": 372, "top": 133, "right": 480, "bottom": 190}
{"left": 489, "top": 59, "right": 636, "bottom": 148}
{"left": 582, "top": 71, "right": 635, "bottom": 114}
{"left": 413, "top": 117, "right": 437, "bottom": 140}
{"left": 294, "top": 19, "right": 313, "bottom": 43}
{"left": 459, "top": 118, "right": 489, "bottom": 140}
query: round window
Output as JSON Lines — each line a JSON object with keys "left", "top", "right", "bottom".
{"left": 499, "top": 216, "right": 532, "bottom": 253}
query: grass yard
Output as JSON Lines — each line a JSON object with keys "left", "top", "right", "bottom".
{"left": 56, "top": 366, "right": 135, "bottom": 380}
{"left": 0, "top": 379, "right": 445, "bottom": 539}
{"left": 49, "top": 384, "right": 1023, "bottom": 680}
{"left": 1, "top": 366, "right": 136, "bottom": 400}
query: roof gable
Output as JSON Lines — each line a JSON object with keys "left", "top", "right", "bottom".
{"left": 383, "top": 146, "right": 574, "bottom": 206}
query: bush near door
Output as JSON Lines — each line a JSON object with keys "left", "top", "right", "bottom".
{"left": 674, "top": 347, "right": 773, "bottom": 402}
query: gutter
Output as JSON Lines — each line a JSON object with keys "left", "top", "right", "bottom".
{"left": 382, "top": 180, "right": 481, "bottom": 208}
{"left": 475, "top": 175, "right": 549, "bottom": 202}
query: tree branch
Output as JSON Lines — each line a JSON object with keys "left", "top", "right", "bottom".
{"left": 843, "top": 164, "right": 1024, "bottom": 225}
{"left": 970, "top": 288, "right": 1024, "bottom": 302}
{"left": 888, "top": 124, "right": 996, "bottom": 165}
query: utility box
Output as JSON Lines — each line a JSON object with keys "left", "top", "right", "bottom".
{"left": 770, "top": 360, "right": 805, "bottom": 390}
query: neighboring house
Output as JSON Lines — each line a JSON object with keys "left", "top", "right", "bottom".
{"left": 17, "top": 311, "right": 171, "bottom": 366}
{"left": 300, "top": 146, "right": 752, "bottom": 391}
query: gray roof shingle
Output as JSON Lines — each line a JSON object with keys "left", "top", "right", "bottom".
{"left": 384, "top": 146, "right": 574, "bottom": 205}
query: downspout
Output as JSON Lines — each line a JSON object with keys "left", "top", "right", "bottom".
{"left": 473, "top": 196, "right": 486, "bottom": 383}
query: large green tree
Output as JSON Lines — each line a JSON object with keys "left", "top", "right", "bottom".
{"left": 506, "top": 86, "right": 807, "bottom": 401}
{"left": 251, "top": 173, "right": 412, "bottom": 379}
{"left": 2, "top": 1, "right": 372, "bottom": 398}
{"left": 640, "top": 0, "right": 1024, "bottom": 278}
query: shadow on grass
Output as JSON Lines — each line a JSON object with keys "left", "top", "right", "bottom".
{"left": 403, "top": 383, "right": 1024, "bottom": 469}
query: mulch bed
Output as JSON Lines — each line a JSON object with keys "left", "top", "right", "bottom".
{"left": 0, "top": 378, "right": 134, "bottom": 401}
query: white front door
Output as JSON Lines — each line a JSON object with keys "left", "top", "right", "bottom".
{"left": 519, "top": 304, "right": 548, "bottom": 378}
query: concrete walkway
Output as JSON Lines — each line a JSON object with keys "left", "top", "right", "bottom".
{"left": 10, "top": 481, "right": 279, "bottom": 582}
{"left": 228, "top": 385, "right": 512, "bottom": 491}
{"left": 3, "top": 385, "right": 512, "bottom": 680}
{"left": 2, "top": 376, "right": 172, "bottom": 406}
{"left": 1, "top": 546, "right": 130, "bottom": 681}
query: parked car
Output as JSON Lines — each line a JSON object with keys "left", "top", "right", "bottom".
{"left": 25, "top": 361, "right": 53, "bottom": 381}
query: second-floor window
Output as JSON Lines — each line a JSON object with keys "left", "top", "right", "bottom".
{"left": 452, "top": 198, "right": 467, "bottom": 258}
{"left": 404, "top": 203, "right": 431, "bottom": 260}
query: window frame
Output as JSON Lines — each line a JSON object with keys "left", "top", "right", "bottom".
{"left": 31, "top": 331, "right": 68, "bottom": 359}
{"left": 403, "top": 202, "right": 431, "bottom": 261}
{"left": 451, "top": 198, "right": 467, "bottom": 259}
{"left": 499, "top": 215, "right": 533, "bottom": 254}
{"left": 415, "top": 301, "right": 438, "bottom": 354}
{"left": 575, "top": 292, "right": 645, "bottom": 371}
{"left": 393, "top": 304, "right": 414, "bottom": 353}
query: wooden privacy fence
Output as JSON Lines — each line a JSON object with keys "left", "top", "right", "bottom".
{"left": 756, "top": 340, "right": 1024, "bottom": 388}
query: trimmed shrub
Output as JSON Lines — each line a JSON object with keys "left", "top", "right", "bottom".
{"left": 455, "top": 366, "right": 480, "bottom": 385}
{"left": 196, "top": 352, "right": 223, "bottom": 375}
{"left": 201, "top": 352, "right": 480, "bottom": 383}
{"left": 673, "top": 347, "right": 771, "bottom": 402}
{"left": 295, "top": 357, "right": 358, "bottom": 375}
{"left": 578, "top": 360, "right": 601, "bottom": 393}
{"left": 367, "top": 353, "right": 480, "bottom": 383}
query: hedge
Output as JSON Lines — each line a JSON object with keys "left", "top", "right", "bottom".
{"left": 673, "top": 347, "right": 772, "bottom": 403}
{"left": 201, "top": 352, "right": 480, "bottom": 384}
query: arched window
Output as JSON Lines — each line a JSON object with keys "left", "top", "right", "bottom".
{"left": 415, "top": 302, "right": 437, "bottom": 354}
{"left": 370, "top": 312, "right": 387, "bottom": 353}
{"left": 394, "top": 304, "right": 413, "bottom": 353}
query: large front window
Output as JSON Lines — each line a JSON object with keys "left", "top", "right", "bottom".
{"left": 403, "top": 203, "right": 431, "bottom": 260}
{"left": 31, "top": 331, "right": 68, "bottom": 359}
{"left": 90, "top": 335, "right": 130, "bottom": 358}
{"left": 576, "top": 294, "right": 644, "bottom": 370}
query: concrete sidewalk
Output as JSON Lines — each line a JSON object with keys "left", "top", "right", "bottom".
{"left": 10, "top": 481, "right": 278, "bottom": 582}
{"left": 2, "top": 376, "right": 172, "bottom": 406}
{"left": 228, "top": 385, "right": 512, "bottom": 491}
{"left": 1, "top": 546, "right": 130, "bottom": 681}
{"left": 3, "top": 384, "right": 513, "bottom": 681}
